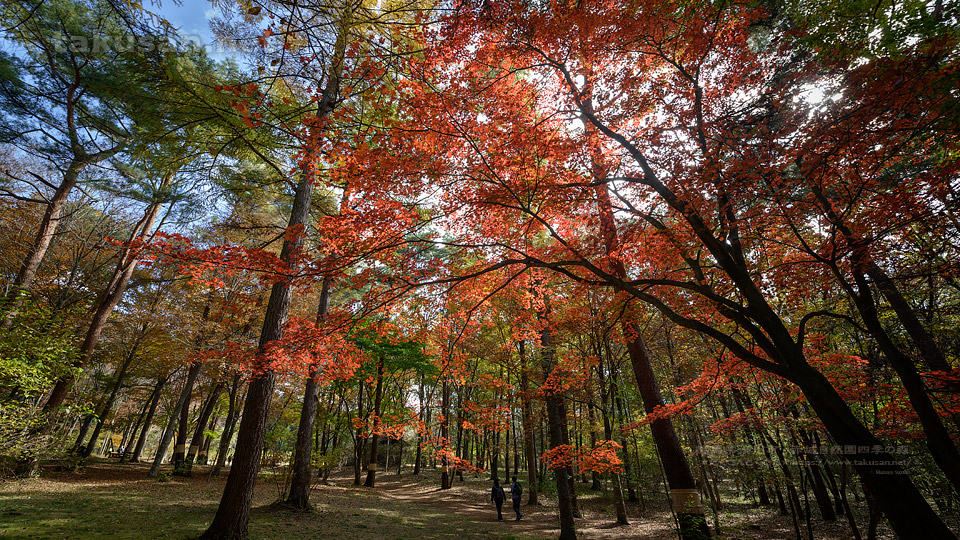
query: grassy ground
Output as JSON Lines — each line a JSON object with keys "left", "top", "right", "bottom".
{"left": 0, "top": 461, "right": 528, "bottom": 539}
{"left": 0, "top": 460, "right": 909, "bottom": 539}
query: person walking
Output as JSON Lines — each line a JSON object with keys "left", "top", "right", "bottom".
{"left": 509, "top": 476, "right": 523, "bottom": 520}
{"left": 491, "top": 478, "right": 506, "bottom": 521}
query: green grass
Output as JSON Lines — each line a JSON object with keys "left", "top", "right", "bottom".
{"left": 0, "top": 463, "right": 541, "bottom": 539}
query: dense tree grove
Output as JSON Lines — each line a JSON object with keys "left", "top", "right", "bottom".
{"left": 0, "top": 0, "right": 958, "bottom": 538}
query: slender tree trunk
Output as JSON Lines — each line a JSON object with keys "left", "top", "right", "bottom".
{"left": 180, "top": 382, "right": 225, "bottom": 476}
{"left": 285, "top": 280, "right": 332, "bottom": 506}
{"left": 540, "top": 319, "right": 577, "bottom": 540}
{"left": 130, "top": 376, "right": 166, "bottom": 463}
{"left": 81, "top": 346, "right": 137, "bottom": 458}
{"left": 121, "top": 395, "right": 151, "bottom": 462}
{"left": 1, "top": 161, "right": 83, "bottom": 329}
{"left": 518, "top": 340, "right": 539, "bottom": 506}
{"left": 210, "top": 372, "right": 243, "bottom": 476}
{"left": 440, "top": 378, "right": 451, "bottom": 490}
{"left": 363, "top": 356, "right": 385, "bottom": 488}
{"left": 172, "top": 362, "right": 203, "bottom": 475}
{"left": 45, "top": 173, "right": 173, "bottom": 413}
{"left": 150, "top": 362, "right": 202, "bottom": 477}
{"left": 596, "top": 340, "right": 629, "bottom": 524}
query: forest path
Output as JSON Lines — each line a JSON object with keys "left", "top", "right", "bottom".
{"left": 327, "top": 470, "right": 679, "bottom": 539}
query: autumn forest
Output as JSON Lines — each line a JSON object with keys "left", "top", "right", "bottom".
{"left": 0, "top": 0, "right": 958, "bottom": 538}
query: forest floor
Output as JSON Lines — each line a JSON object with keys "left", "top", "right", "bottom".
{"left": 0, "top": 460, "right": 890, "bottom": 539}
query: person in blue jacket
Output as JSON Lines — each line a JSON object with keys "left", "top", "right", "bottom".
{"left": 508, "top": 476, "right": 523, "bottom": 520}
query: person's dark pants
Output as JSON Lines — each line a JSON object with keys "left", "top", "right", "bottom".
{"left": 512, "top": 497, "right": 522, "bottom": 519}
{"left": 495, "top": 500, "right": 503, "bottom": 520}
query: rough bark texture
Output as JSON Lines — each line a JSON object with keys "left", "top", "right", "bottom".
{"left": 540, "top": 322, "right": 577, "bottom": 540}
{"left": 286, "top": 277, "right": 332, "bottom": 508}
{"left": 200, "top": 140, "right": 318, "bottom": 538}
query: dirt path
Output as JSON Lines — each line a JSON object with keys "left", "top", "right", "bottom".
{"left": 331, "top": 472, "right": 680, "bottom": 539}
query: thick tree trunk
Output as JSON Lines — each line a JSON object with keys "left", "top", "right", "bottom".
{"left": 200, "top": 150, "right": 318, "bottom": 538}
{"left": 286, "top": 278, "right": 332, "bottom": 507}
{"left": 793, "top": 363, "right": 956, "bottom": 539}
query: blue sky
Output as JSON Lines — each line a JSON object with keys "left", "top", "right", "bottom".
{"left": 153, "top": 1, "right": 220, "bottom": 52}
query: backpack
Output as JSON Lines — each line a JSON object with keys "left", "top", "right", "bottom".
{"left": 512, "top": 482, "right": 522, "bottom": 498}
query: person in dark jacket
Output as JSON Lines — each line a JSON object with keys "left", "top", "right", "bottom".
{"left": 491, "top": 478, "right": 506, "bottom": 521}
{"left": 508, "top": 476, "right": 523, "bottom": 520}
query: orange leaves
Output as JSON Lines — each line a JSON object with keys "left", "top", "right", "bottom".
{"left": 539, "top": 352, "right": 597, "bottom": 396}
{"left": 541, "top": 441, "right": 624, "bottom": 474}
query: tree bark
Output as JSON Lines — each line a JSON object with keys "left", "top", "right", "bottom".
{"left": 286, "top": 277, "right": 332, "bottom": 507}
{"left": 130, "top": 376, "right": 166, "bottom": 463}
{"left": 180, "top": 381, "right": 225, "bottom": 476}
{"left": 150, "top": 361, "right": 202, "bottom": 477}
{"left": 363, "top": 356, "right": 386, "bottom": 487}
{"left": 81, "top": 344, "right": 137, "bottom": 458}
{"left": 0, "top": 161, "right": 83, "bottom": 328}
{"left": 200, "top": 148, "right": 318, "bottom": 538}
{"left": 517, "top": 340, "right": 539, "bottom": 506}
{"left": 540, "top": 317, "right": 577, "bottom": 540}
{"left": 211, "top": 373, "right": 244, "bottom": 477}
{"left": 45, "top": 172, "right": 173, "bottom": 413}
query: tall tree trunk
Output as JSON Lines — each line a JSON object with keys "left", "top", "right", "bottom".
{"left": 1, "top": 161, "right": 83, "bottom": 328}
{"left": 414, "top": 378, "right": 425, "bottom": 475}
{"left": 590, "top": 138, "right": 709, "bottom": 538}
{"left": 121, "top": 394, "right": 151, "bottom": 462}
{"left": 45, "top": 172, "right": 173, "bottom": 413}
{"left": 180, "top": 381, "right": 225, "bottom": 476}
{"left": 212, "top": 373, "right": 244, "bottom": 478}
{"left": 200, "top": 138, "right": 320, "bottom": 538}
{"left": 172, "top": 362, "right": 203, "bottom": 475}
{"left": 364, "top": 356, "right": 386, "bottom": 488}
{"left": 540, "top": 316, "right": 577, "bottom": 540}
{"left": 130, "top": 376, "right": 166, "bottom": 463}
{"left": 285, "top": 279, "right": 332, "bottom": 506}
{"left": 150, "top": 361, "right": 202, "bottom": 477}
{"left": 518, "top": 340, "right": 539, "bottom": 506}
{"left": 81, "top": 344, "right": 138, "bottom": 458}
{"left": 794, "top": 363, "right": 956, "bottom": 539}
{"left": 596, "top": 338, "right": 629, "bottom": 524}
{"left": 440, "top": 378, "right": 451, "bottom": 490}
